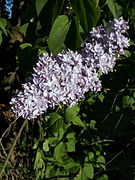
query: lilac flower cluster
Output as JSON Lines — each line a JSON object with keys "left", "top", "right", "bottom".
{"left": 10, "top": 17, "right": 130, "bottom": 119}
{"left": 10, "top": 51, "right": 101, "bottom": 119}
{"left": 81, "top": 17, "right": 129, "bottom": 74}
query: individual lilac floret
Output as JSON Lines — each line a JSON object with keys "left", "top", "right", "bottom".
{"left": 81, "top": 17, "right": 130, "bottom": 74}
{"left": 10, "top": 50, "right": 101, "bottom": 119}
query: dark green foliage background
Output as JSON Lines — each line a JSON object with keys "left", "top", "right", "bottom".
{"left": 0, "top": 0, "right": 135, "bottom": 179}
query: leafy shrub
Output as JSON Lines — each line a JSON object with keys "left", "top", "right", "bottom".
{"left": 0, "top": 0, "right": 135, "bottom": 180}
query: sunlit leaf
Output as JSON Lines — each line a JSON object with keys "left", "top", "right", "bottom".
{"left": 97, "top": 156, "right": 106, "bottom": 170}
{"left": 66, "top": 140, "right": 76, "bottom": 152}
{"left": 54, "top": 142, "right": 67, "bottom": 161}
{"left": 49, "top": 112, "right": 62, "bottom": 126}
{"left": 65, "top": 105, "right": 80, "bottom": 123}
{"left": 107, "top": 0, "right": 123, "bottom": 18}
{"left": 48, "top": 15, "right": 71, "bottom": 54}
{"left": 70, "top": 0, "right": 100, "bottom": 33}
{"left": 72, "top": 116, "right": 85, "bottom": 128}
{"left": 82, "top": 163, "right": 94, "bottom": 179}
{"left": 43, "top": 141, "right": 49, "bottom": 152}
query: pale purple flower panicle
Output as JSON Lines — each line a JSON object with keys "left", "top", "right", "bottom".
{"left": 10, "top": 50, "right": 101, "bottom": 119}
{"left": 10, "top": 17, "right": 130, "bottom": 119}
{"left": 81, "top": 17, "right": 130, "bottom": 74}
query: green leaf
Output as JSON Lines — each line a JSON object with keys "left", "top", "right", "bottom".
{"left": 70, "top": 0, "right": 100, "bottom": 33}
{"left": 65, "top": 106, "right": 85, "bottom": 127}
{"left": 36, "top": 0, "right": 48, "bottom": 16}
{"left": 98, "top": 93, "right": 105, "bottom": 102}
{"left": 51, "top": 0, "right": 65, "bottom": 24}
{"left": 65, "top": 105, "right": 80, "bottom": 123}
{"left": 72, "top": 116, "right": 85, "bottom": 128}
{"left": 74, "top": 170, "right": 82, "bottom": 180}
{"left": 50, "top": 116, "right": 63, "bottom": 134}
{"left": 33, "top": 139, "right": 39, "bottom": 149}
{"left": 89, "top": 152, "right": 94, "bottom": 160}
{"left": 95, "top": 0, "right": 100, "bottom": 7}
{"left": 20, "top": 23, "right": 29, "bottom": 37}
{"left": 97, "top": 156, "right": 106, "bottom": 170}
{"left": 54, "top": 142, "right": 67, "bottom": 161}
{"left": 65, "top": 16, "right": 82, "bottom": 50}
{"left": 56, "top": 127, "right": 65, "bottom": 141}
{"left": 82, "top": 163, "right": 94, "bottom": 179}
{"left": 45, "top": 166, "right": 55, "bottom": 178}
{"left": 0, "top": 31, "right": 2, "bottom": 44}
{"left": 0, "top": 19, "right": 8, "bottom": 36}
{"left": 48, "top": 15, "right": 71, "bottom": 54}
{"left": 66, "top": 140, "right": 76, "bottom": 152}
{"left": 52, "top": 119, "right": 63, "bottom": 134}
{"left": 115, "top": 105, "right": 120, "bottom": 112}
{"left": 54, "top": 170, "right": 68, "bottom": 180}
{"left": 0, "top": 17, "right": 11, "bottom": 37}
{"left": 0, "top": 17, "right": 8, "bottom": 28}
{"left": 64, "top": 161, "right": 80, "bottom": 173}
{"left": 66, "top": 132, "right": 76, "bottom": 152}
{"left": 122, "top": 96, "right": 134, "bottom": 108}
{"left": 20, "top": 43, "right": 32, "bottom": 49}
{"left": 96, "top": 174, "right": 108, "bottom": 180}
{"left": 85, "top": 152, "right": 94, "bottom": 162}
{"left": 90, "top": 120, "right": 97, "bottom": 130}
{"left": 107, "top": 0, "right": 123, "bottom": 18}
{"left": 50, "top": 112, "right": 62, "bottom": 126}
{"left": 34, "top": 150, "right": 41, "bottom": 169}
{"left": 43, "top": 141, "right": 49, "bottom": 152}
{"left": 66, "top": 132, "right": 76, "bottom": 140}
{"left": 48, "top": 137, "right": 58, "bottom": 146}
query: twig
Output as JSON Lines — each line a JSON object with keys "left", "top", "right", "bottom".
{"left": 91, "top": 139, "right": 114, "bottom": 146}
{"left": 95, "top": 137, "right": 135, "bottom": 176}
{"left": 101, "top": 78, "right": 130, "bottom": 123}
{"left": 105, "top": 112, "right": 124, "bottom": 139}
{"left": 0, "top": 119, "right": 28, "bottom": 177}
{"left": 0, "top": 118, "right": 19, "bottom": 142}
{"left": 0, "top": 141, "right": 7, "bottom": 157}
{"left": 106, "top": 137, "right": 135, "bottom": 166}
{"left": 113, "top": 113, "right": 124, "bottom": 130}
{"left": 101, "top": 93, "right": 119, "bottom": 123}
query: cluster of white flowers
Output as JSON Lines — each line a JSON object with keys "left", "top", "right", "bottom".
{"left": 10, "top": 17, "right": 130, "bottom": 119}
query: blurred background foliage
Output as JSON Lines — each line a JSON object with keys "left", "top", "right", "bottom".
{"left": 0, "top": 0, "right": 135, "bottom": 179}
